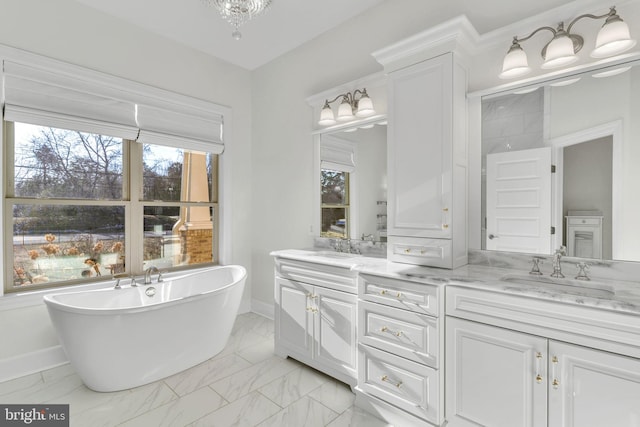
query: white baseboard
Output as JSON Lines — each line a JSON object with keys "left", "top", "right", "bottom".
{"left": 0, "top": 345, "right": 68, "bottom": 383}
{"left": 251, "top": 299, "right": 274, "bottom": 320}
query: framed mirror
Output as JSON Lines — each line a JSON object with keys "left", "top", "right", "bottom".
{"left": 314, "top": 119, "right": 387, "bottom": 242}
{"left": 477, "top": 59, "right": 640, "bottom": 262}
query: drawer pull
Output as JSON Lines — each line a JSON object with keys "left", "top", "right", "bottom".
{"left": 381, "top": 375, "right": 402, "bottom": 388}
{"left": 551, "top": 356, "right": 560, "bottom": 389}
{"left": 380, "top": 326, "right": 404, "bottom": 337}
{"left": 396, "top": 292, "right": 403, "bottom": 299}
{"left": 404, "top": 248, "right": 411, "bottom": 254}
{"left": 535, "top": 352, "right": 543, "bottom": 384}
{"left": 380, "top": 289, "right": 387, "bottom": 295}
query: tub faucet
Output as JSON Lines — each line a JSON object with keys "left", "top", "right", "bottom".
{"left": 114, "top": 273, "right": 136, "bottom": 289}
{"left": 144, "top": 266, "right": 160, "bottom": 285}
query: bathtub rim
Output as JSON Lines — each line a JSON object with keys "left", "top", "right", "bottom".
{"left": 43, "top": 264, "right": 246, "bottom": 316}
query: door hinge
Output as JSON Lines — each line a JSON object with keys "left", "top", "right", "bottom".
{"left": 551, "top": 226, "right": 556, "bottom": 235}
{"left": 551, "top": 165, "right": 556, "bottom": 173}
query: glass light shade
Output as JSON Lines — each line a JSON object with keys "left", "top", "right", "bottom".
{"left": 591, "top": 19, "right": 637, "bottom": 58}
{"left": 336, "top": 99, "right": 354, "bottom": 122}
{"left": 318, "top": 105, "right": 336, "bottom": 126}
{"left": 499, "top": 44, "right": 531, "bottom": 79}
{"left": 542, "top": 35, "right": 579, "bottom": 69}
{"left": 355, "top": 95, "right": 375, "bottom": 117}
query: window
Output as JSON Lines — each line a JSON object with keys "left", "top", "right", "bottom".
{"left": 321, "top": 169, "right": 349, "bottom": 238}
{"left": 6, "top": 122, "right": 219, "bottom": 292}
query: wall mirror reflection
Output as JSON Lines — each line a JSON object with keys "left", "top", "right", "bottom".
{"left": 318, "top": 120, "right": 387, "bottom": 242}
{"left": 480, "top": 59, "right": 640, "bottom": 262}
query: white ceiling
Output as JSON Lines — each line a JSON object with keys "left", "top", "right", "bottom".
{"left": 72, "top": 0, "right": 604, "bottom": 71}
{"left": 73, "top": 0, "right": 385, "bottom": 70}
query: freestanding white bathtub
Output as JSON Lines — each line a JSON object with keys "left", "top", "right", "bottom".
{"left": 43, "top": 265, "right": 246, "bottom": 392}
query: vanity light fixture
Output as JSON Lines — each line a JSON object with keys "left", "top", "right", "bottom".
{"left": 499, "top": 6, "right": 636, "bottom": 79}
{"left": 318, "top": 89, "right": 376, "bottom": 126}
{"left": 592, "top": 65, "right": 632, "bottom": 78}
{"left": 549, "top": 77, "right": 581, "bottom": 87}
{"left": 206, "top": 0, "right": 272, "bottom": 40}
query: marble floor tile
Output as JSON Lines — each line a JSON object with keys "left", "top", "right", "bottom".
{"left": 325, "top": 406, "right": 394, "bottom": 427}
{"left": 307, "top": 379, "right": 355, "bottom": 414}
{"left": 41, "top": 363, "right": 76, "bottom": 383}
{"left": 0, "top": 372, "right": 42, "bottom": 398}
{"left": 164, "top": 353, "right": 252, "bottom": 397}
{"left": 0, "top": 312, "right": 393, "bottom": 427}
{"left": 257, "top": 366, "right": 331, "bottom": 408}
{"left": 64, "top": 381, "right": 177, "bottom": 427}
{"left": 232, "top": 312, "right": 274, "bottom": 339}
{"left": 210, "top": 355, "right": 301, "bottom": 402}
{"left": 256, "top": 396, "right": 339, "bottom": 427}
{"left": 1, "top": 372, "right": 85, "bottom": 404}
{"left": 187, "top": 390, "right": 280, "bottom": 427}
{"left": 118, "top": 386, "right": 226, "bottom": 427}
{"left": 235, "top": 336, "right": 275, "bottom": 365}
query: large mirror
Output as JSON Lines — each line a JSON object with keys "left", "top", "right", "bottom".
{"left": 480, "top": 59, "right": 640, "bottom": 262}
{"left": 318, "top": 121, "right": 387, "bottom": 242}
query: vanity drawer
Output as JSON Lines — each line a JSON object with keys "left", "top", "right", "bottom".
{"left": 359, "top": 300, "right": 438, "bottom": 367}
{"left": 359, "top": 273, "right": 439, "bottom": 316}
{"left": 275, "top": 258, "right": 356, "bottom": 294}
{"left": 359, "top": 344, "right": 439, "bottom": 423}
{"left": 387, "top": 236, "right": 453, "bottom": 269}
{"left": 567, "top": 217, "right": 601, "bottom": 226}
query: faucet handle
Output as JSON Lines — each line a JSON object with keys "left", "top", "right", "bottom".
{"left": 529, "top": 257, "right": 544, "bottom": 275}
{"left": 157, "top": 269, "right": 169, "bottom": 283}
{"left": 575, "top": 262, "right": 591, "bottom": 281}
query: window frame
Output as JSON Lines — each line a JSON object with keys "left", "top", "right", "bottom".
{"left": 4, "top": 124, "right": 220, "bottom": 294}
{"left": 0, "top": 44, "right": 232, "bottom": 298}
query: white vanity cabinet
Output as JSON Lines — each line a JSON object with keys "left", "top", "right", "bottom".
{"left": 446, "top": 286, "right": 640, "bottom": 427}
{"left": 355, "top": 273, "right": 445, "bottom": 426}
{"left": 274, "top": 257, "right": 358, "bottom": 386}
{"left": 386, "top": 52, "right": 467, "bottom": 269}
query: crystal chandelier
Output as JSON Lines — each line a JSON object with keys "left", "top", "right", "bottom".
{"left": 208, "top": 0, "right": 273, "bottom": 40}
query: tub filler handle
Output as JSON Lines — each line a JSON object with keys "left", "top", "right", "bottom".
{"left": 114, "top": 273, "right": 136, "bottom": 289}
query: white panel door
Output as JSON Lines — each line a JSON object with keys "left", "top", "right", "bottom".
{"left": 314, "top": 286, "right": 357, "bottom": 377}
{"left": 486, "top": 147, "right": 552, "bottom": 254}
{"left": 548, "top": 341, "right": 640, "bottom": 427}
{"left": 446, "top": 317, "right": 547, "bottom": 427}
{"left": 387, "top": 54, "right": 452, "bottom": 239}
{"left": 275, "top": 278, "right": 313, "bottom": 359}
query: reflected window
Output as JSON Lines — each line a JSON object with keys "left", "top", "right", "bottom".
{"left": 321, "top": 169, "right": 349, "bottom": 238}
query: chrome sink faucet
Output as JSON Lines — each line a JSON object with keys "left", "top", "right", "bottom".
{"left": 144, "top": 266, "right": 160, "bottom": 284}
{"left": 551, "top": 246, "right": 567, "bottom": 278}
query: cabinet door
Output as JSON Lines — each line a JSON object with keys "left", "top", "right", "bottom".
{"left": 446, "top": 317, "right": 547, "bottom": 427}
{"left": 387, "top": 54, "right": 452, "bottom": 239}
{"left": 313, "top": 286, "right": 357, "bottom": 377}
{"left": 275, "top": 278, "right": 313, "bottom": 359}
{"left": 549, "top": 341, "right": 640, "bottom": 427}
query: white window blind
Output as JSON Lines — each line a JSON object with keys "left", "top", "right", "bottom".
{"left": 2, "top": 58, "right": 225, "bottom": 153}
{"left": 3, "top": 60, "right": 139, "bottom": 140}
{"left": 320, "top": 137, "right": 356, "bottom": 173}
{"left": 135, "top": 103, "right": 224, "bottom": 154}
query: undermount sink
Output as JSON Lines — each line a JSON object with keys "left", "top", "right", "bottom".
{"left": 501, "top": 274, "right": 615, "bottom": 298}
{"left": 312, "top": 251, "right": 362, "bottom": 259}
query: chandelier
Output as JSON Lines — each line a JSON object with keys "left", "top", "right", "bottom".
{"left": 208, "top": 0, "right": 272, "bottom": 40}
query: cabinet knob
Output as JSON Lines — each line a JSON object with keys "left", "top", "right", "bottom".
{"left": 404, "top": 248, "right": 411, "bottom": 254}
{"left": 380, "top": 289, "right": 387, "bottom": 295}
{"left": 443, "top": 224, "right": 449, "bottom": 229}
{"left": 443, "top": 207, "right": 449, "bottom": 212}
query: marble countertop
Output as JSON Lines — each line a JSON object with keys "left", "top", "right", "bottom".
{"left": 272, "top": 249, "right": 640, "bottom": 315}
